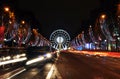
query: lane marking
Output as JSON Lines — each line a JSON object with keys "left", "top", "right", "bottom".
{"left": 7, "top": 68, "right": 26, "bottom": 79}
{"left": 46, "top": 64, "right": 54, "bottom": 79}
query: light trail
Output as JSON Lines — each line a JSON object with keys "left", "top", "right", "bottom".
{"left": 0, "top": 57, "right": 27, "bottom": 66}
{"left": 67, "top": 50, "right": 120, "bottom": 58}
{"left": 26, "top": 56, "right": 44, "bottom": 65}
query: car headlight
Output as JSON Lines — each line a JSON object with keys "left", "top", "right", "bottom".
{"left": 46, "top": 53, "right": 52, "bottom": 58}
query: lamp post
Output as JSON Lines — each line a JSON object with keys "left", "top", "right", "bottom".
{"left": 1, "top": 7, "right": 10, "bottom": 25}
{"left": 4, "top": 6, "right": 15, "bottom": 24}
{"left": 100, "top": 14, "right": 107, "bottom": 50}
{"left": 0, "top": 7, "right": 10, "bottom": 47}
{"left": 4, "top": 6, "right": 16, "bottom": 47}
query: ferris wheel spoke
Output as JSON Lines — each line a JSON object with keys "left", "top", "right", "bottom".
{"left": 50, "top": 29, "right": 70, "bottom": 50}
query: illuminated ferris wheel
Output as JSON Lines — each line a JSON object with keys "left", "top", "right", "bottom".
{"left": 50, "top": 29, "right": 70, "bottom": 50}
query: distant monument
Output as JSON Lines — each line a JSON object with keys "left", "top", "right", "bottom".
{"left": 50, "top": 29, "right": 70, "bottom": 50}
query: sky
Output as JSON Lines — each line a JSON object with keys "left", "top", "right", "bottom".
{"left": 0, "top": 0, "right": 119, "bottom": 40}
{"left": 17, "top": 0, "right": 100, "bottom": 40}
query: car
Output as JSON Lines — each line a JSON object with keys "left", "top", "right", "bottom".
{"left": 25, "top": 46, "right": 57, "bottom": 68}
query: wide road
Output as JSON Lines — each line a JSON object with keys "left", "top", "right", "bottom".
{"left": 0, "top": 62, "right": 62, "bottom": 79}
{"left": 56, "top": 51, "right": 120, "bottom": 79}
{"left": 2, "top": 51, "right": 120, "bottom": 79}
{"left": 9, "top": 62, "right": 61, "bottom": 79}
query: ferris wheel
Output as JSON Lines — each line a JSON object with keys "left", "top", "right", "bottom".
{"left": 50, "top": 29, "right": 70, "bottom": 50}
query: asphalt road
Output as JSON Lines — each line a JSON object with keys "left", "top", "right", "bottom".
{"left": 0, "top": 61, "right": 62, "bottom": 79}
{"left": 56, "top": 51, "right": 120, "bottom": 79}
{"left": 10, "top": 62, "right": 61, "bottom": 79}
{"left": 2, "top": 51, "right": 120, "bottom": 79}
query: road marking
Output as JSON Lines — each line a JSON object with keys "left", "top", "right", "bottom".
{"left": 7, "top": 68, "right": 26, "bottom": 79}
{"left": 46, "top": 64, "right": 54, "bottom": 79}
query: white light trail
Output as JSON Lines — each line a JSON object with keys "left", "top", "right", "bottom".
{"left": 26, "top": 56, "right": 44, "bottom": 65}
{"left": 0, "top": 57, "right": 27, "bottom": 66}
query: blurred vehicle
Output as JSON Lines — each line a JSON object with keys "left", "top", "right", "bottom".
{"left": 25, "top": 46, "right": 57, "bottom": 68}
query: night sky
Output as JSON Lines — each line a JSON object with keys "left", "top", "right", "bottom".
{"left": 0, "top": 0, "right": 119, "bottom": 40}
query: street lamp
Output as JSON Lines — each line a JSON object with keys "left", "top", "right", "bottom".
{"left": 100, "top": 14, "right": 108, "bottom": 50}
{"left": 101, "top": 14, "right": 106, "bottom": 19}
{"left": 0, "top": 7, "right": 10, "bottom": 47}
{"left": 21, "top": 20, "right": 25, "bottom": 25}
{"left": 100, "top": 14, "right": 106, "bottom": 22}
{"left": 4, "top": 6, "right": 15, "bottom": 22}
{"left": 4, "top": 7, "right": 10, "bottom": 12}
